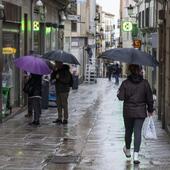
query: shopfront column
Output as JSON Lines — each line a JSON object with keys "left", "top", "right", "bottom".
{"left": 0, "top": 0, "right": 3, "bottom": 119}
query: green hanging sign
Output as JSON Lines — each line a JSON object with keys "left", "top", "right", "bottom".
{"left": 131, "top": 24, "right": 138, "bottom": 38}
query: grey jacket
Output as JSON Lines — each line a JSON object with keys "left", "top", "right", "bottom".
{"left": 117, "top": 74, "right": 153, "bottom": 118}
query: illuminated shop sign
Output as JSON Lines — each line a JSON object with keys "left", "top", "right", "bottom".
{"left": 3, "top": 48, "right": 16, "bottom": 54}
{"left": 33, "top": 21, "right": 40, "bottom": 31}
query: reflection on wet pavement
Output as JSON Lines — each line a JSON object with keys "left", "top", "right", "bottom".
{"left": 0, "top": 79, "right": 170, "bottom": 169}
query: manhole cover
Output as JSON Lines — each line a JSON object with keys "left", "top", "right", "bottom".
{"left": 46, "top": 155, "right": 81, "bottom": 164}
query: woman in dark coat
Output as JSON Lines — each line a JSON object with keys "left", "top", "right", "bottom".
{"left": 23, "top": 73, "right": 42, "bottom": 125}
{"left": 117, "top": 64, "right": 154, "bottom": 164}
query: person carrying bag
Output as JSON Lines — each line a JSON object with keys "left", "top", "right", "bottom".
{"left": 143, "top": 116, "right": 157, "bottom": 140}
{"left": 117, "top": 64, "right": 154, "bottom": 164}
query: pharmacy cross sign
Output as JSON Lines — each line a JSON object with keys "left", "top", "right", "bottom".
{"left": 122, "top": 21, "right": 133, "bottom": 32}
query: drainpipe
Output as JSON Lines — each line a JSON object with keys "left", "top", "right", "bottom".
{"left": 0, "top": 0, "right": 3, "bottom": 121}
{"left": 31, "top": 0, "right": 34, "bottom": 51}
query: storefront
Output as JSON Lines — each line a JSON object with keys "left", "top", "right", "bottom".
{"left": 1, "top": 26, "right": 20, "bottom": 117}
{"left": 1, "top": 2, "right": 21, "bottom": 117}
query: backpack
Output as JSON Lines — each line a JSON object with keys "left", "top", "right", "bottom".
{"left": 23, "top": 81, "right": 33, "bottom": 94}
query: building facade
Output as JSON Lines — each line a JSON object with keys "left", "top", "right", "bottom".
{"left": 0, "top": 0, "right": 69, "bottom": 119}
{"left": 157, "top": 0, "right": 170, "bottom": 131}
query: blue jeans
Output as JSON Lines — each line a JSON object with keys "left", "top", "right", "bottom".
{"left": 114, "top": 74, "right": 119, "bottom": 84}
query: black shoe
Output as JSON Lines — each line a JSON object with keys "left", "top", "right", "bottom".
{"left": 62, "top": 119, "right": 68, "bottom": 124}
{"left": 134, "top": 160, "right": 140, "bottom": 164}
{"left": 53, "top": 119, "right": 62, "bottom": 124}
{"left": 25, "top": 113, "right": 32, "bottom": 117}
{"left": 29, "top": 121, "right": 40, "bottom": 126}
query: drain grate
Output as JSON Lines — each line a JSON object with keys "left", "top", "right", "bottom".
{"left": 46, "top": 155, "right": 81, "bottom": 164}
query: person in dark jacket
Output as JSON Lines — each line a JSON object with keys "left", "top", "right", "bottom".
{"left": 113, "top": 63, "right": 121, "bottom": 85}
{"left": 107, "top": 64, "right": 113, "bottom": 81}
{"left": 117, "top": 64, "right": 154, "bottom": 164}
{"left": 85, "top": 45, "right": 93, "bottom": 64}
{"left": 51, "top": 62, "right": 72, "bottom": 124}
{"left": 23, "top": 73, "right": 42, "bottom": 125}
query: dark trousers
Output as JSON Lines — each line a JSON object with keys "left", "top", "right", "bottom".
{"left": 114, "top": 74, "right": 119, "bottom": 84}
{"left": 56, "top": 92, "right": 69, "bottom": 120}
{"left": 124, "top": 118, "right": 145, "bottom": 152}
{"left": 108, "top": 72, "right": 112, "bottom": 81}
{"left": 28, "top": 97, "right": 41, "bottom": 122}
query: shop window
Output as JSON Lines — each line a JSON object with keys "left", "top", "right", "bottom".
{"left": 142, "top": 11, "right": 144, "bottom": 28}
{"left": 145, "top": 8, "right": 149, "bottom": 27}
{"left": 71, "top": 21, "right": 77, "bottom": 32}
{"left": 3, "top": 1, "right": 21, "bottom": 22}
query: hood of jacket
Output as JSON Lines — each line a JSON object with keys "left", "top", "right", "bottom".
{"left": 128, "top": 74, "right": 143, "bottom": 84}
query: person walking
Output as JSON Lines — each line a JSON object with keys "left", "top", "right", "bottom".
{"left": 117, "top": 64, "right": 154, "bottom": 164}
{"left": 113, "top": 63, "right": 120, "bottom": 85}
{"left": 107, "top": 64, "right": 113, "bottom": 81}
{"left": 51, "top": 62, "right": 72, "bottom": 124}
{"left": 85, "top": 45, "right": 93, "bottom": 64}
{"left": 23, "top": 73, "right": 42, "bottom": 125}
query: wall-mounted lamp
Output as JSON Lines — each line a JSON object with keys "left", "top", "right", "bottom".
{"left": 100, "top": 27, "right": 104, "bottom": 40}
{"left": 127, "top": 4, "right": 137, "bottom": 19}
{"left": 0, "top": 3, "right": 5, "bottom": 20}
{"left": 36, "top": 0, "right": 43, "bottom": 7}
{"left": 59, "top": 10, "right": 66, "bottom": 21}
{"left": 127, "top": 4, "right": 134, "bottom": 16}
{"left": 100, "top": 27, "right": 104, "bottom": 34}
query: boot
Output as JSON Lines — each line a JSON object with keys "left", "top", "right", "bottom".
{"left": 123, "top": 146, "right": 131, "bottom": 158}
{"left": 133, "top": 152, "right": 140, "bottom": 164}
{"left": 25, "top": 112, "right": 32, "bottom": 117}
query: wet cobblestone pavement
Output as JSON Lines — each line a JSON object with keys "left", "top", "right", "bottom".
{"left": 0, "top": 79, "right": 170, "bottom": 169}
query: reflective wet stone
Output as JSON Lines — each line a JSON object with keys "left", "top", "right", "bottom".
{"left": 0, "top": 79, "right": 170, "bottom": 169}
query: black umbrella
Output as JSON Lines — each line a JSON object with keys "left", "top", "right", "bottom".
{"left": 43, "top": 50, "right": 80, "bottom": 65}
{"left": 101, "top": 48, "right": 159, "bottom": 67}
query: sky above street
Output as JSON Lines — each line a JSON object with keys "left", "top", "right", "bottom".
{"left": 96, "top": 0, "right": 120, "bottom": 17}
{"left": 96, "top": 0, "right": 120, "bottom": 38}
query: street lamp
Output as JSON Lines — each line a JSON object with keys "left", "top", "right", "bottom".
{"left": 127, "top": 4, "right": 134, "bottom": 17}
{"left": 127, "top": 4, "right": 139, "bottom": 21}
{"left": 100, "top": 27, "right": 104, "bottom": 40}
{"left": 36, "top": 0, "right": 43, "bottom": 7}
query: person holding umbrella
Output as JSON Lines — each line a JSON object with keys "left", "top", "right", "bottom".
{"left": 117, "top": 64, "right": 154, "bottom": 164}
{"left": 14, "top": 53, "right": 52, "bottom": 125}
{"left": 23, "top": 73, "right": 42, "bottom": 125}
{"left": 51, "top": 61, "right": 72, "bottom": 124}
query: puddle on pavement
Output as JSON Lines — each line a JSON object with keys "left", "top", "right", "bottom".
{"left": 44, "top": 154, "right": 81, "bottom": 164}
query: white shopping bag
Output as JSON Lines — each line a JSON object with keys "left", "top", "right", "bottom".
{"left": 143, "top": 116, "right": 157, "bottom": 140}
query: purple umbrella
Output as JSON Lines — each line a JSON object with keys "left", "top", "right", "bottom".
{"left": 14, "top": 55, "right": 52, "bottom": 75}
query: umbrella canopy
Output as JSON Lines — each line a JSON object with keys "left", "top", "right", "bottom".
{"left": 101, "top": 48, "right": 159, "bottom": 67}
{"left": 42, "top": 50, "right": 80, "bottom": 65}
{"left": 14, "top": 55, "right": 52, "bottom": 75}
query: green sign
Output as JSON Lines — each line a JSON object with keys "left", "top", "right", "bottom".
{"left": 122, "top": 21, "right": 133, "bottom": 32}
{"left": 132, "top": 24, "right": 138, "bottom": 38}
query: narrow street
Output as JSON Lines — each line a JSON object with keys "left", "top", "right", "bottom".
{"left": 0, "top": 79, "right": 170, "bottom": 170}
